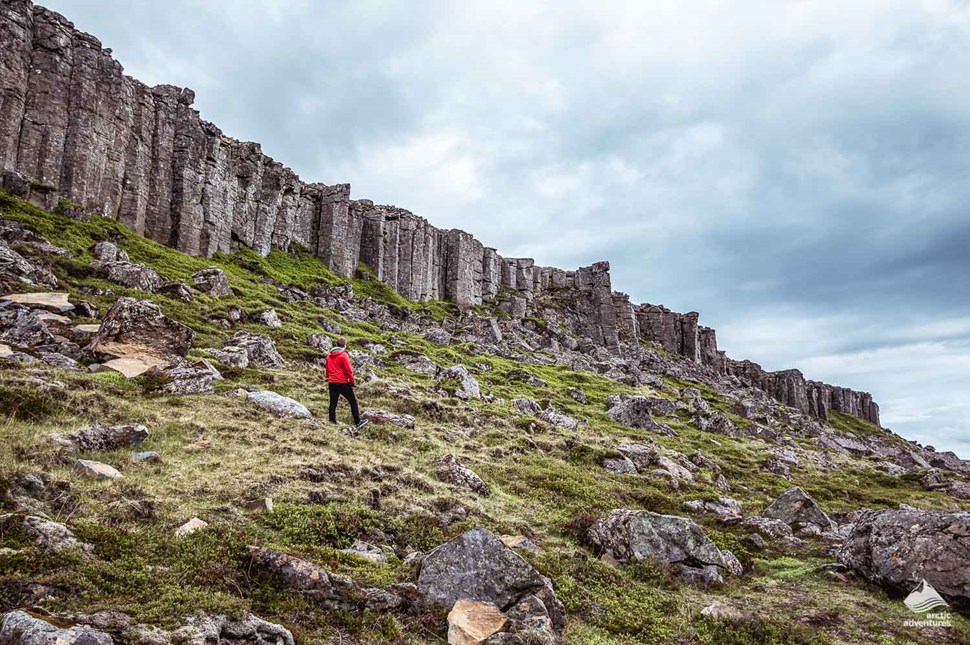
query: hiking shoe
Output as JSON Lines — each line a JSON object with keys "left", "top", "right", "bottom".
{"left": 355, "top": 419, "right": 369, "bottom": 429}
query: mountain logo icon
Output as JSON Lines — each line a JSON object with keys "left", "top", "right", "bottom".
{"left": 904, "top": 579, "right": 950, "bottom": 614}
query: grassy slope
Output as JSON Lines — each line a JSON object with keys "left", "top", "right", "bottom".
{"left": 1, "top": 194, "right": 968, "bottom": 644}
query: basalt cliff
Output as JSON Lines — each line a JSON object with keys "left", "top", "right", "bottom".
{"left": 0, "top": 0, "right": 878, "bottom": 426}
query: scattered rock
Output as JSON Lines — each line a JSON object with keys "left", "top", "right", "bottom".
{"left": 73, "top": 459, "right": 123, "bottom": 480}
{"left": 362, "top": 409, "right": 415, "bottom": 429}
{"left": 192, "top": 266, "right": 233, "bottom": 297}
{"left": 0, "top": 238, "right": 58, "bottom": 287}
{"left": 227, "top": 331, "right": 285, "bottom": 368}
{"left": 88, "top": 297, "right": 194, "bottom": 359}
{"left": 131, "top": 451, "right": 160, "bottom": 463}
{"left": 2, "top": 291, "right": 73, "bottom": 313}
{"left": 93, "top": 241, "right": 128, "bottom": 262}
{"left": 417, "top": 528, "right": 564, "bottom": 634}
{"left": 396, "top": 352, "right": 437, "bottom": 374}
{"left": 55, "top": 422, "right": 148, "bottom": 453}
{"left": 435, "top": 454, "right": 489, "bottom": 496}
{"left": 176, "top": 517, "right": 208, "bottom": 538}
{"left": 424, "top": 328, "right": 453, "bottom": 345}
{"left": 158, "top": 281, "right": 195, "bottom": 302}
{"left": 437, "top": 365, "right": 481, "bottom": 400}
{"left": 255, "top": 309, "right": 282, "bottom": 328}
{"left": 447, "top": 599, "right": 508, "bottom": 645}
{"left": 248, "top": 390, "right": 312, "bottom": 419}
{"left": 512, "top": 398, "right": 541, "bottom": 416}
{"left": 588, "top": 509, "right": 729, "bottom": 584}
{"left": 761, "top": 486, "right": 836, "bottom": 534}
{"left": 96, "top": 355, "right": 168, "bottom": 379}
{"left": 0, "top": 514, "right": 89, "bottom": 553}
{"left": 499, "top": 535, "right": 538, "bottom": 552}
{"left": 99, "top": 260, "right": 163, "bottom": 292}
{"left": 603, "top": 456, "right": 638, "bottom": 474}
{"left": 684, "top": 497, "right": 743, "bottom": 523}
{"left": 207, "top": 346, "right": 250, "bottom": 368}
{"left": 567, "top": 387, "right": 587, "bottom": 404}
{"left": 340, "top": 540, "right": 389, "bottom": 563}
{"left": 0, "top": 611, "right": 112, "bottom": 645}
{"left": 243, "top": 498, "right": 274, "bottom": 513}
{"left": 308, "top": 333, "right": 333, "bottom": 352}
{"left": 151, "top": 362, "right": 216, "bottom": 395}
{"left": 838, "top": 508, "right": 970, "bottom": 608}
{"left": 539, "top": 405, "right": 583, "bottom": 430}
{"left": 700, "top": 601, "right": 755, "bottom": 621}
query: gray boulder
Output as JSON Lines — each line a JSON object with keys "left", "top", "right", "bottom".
{"left": 192, "top": 266, "right": 233, "bottom": 297}
{"left": 838, "top": 508, "right": 970, "bottom": 608}
{"left": 0, "top": 611, "right": 112, "bottom": 644}
{"left": 761, "top": 486, "right": 836, "bottom": 533}
{"left": 60, "top": 422, "right": 149, "bottom": 452}
{"left": 99, "top": 260, "right": 163, "bottom": 293}
{"left": 248, "top": 391, "right": 312, "bottom": 419}
{"left": 437, "top": 365, "right": 481, "bottom": 399}
{"left": 512, "top": 398, "right": 541, "bottom": 416}
{"left": 362, "top": 409, "right": 415, "bottom": 429}
{"left": 588, "top": 509, "right": 728, "bottom": 584}
{"left": 92, "top": 241, "right": 128, "bottom": 263}
{"left": 606, "top": 395, "right": 674, "bottom": 429}
{"left": 255, "top": 309, "right": 282, "bottom": 328}
{"left": 435, "top": 454, "right": 489, "bottom": 496}
{"left": 417, "top": 528, "right": 565, "bottom": 633}
{"left": 89, "top": 297, "right": 194, "bottom": 359}
{"left": 228, "top": 331, "right": 285, "bottom": 368}
{"left": 0, "top": 238, "right": 58, "bottom": 287}
{"left": 207, "top": 346, "right": 250, "bottom": 368}
{"left": 395, "top": 352, "right": 437, "bottom": 375}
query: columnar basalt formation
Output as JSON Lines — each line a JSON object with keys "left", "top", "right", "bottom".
{"left": 0, "top": 0, "right": 881, "bottom": 427}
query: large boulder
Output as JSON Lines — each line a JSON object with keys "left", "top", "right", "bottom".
{"left": 0, "top": 611, "right": 113, "bottom": 644}
{"left": 247, "top": 391, "right": 312, "bottom": 419}
{"left": 838, "top": 508, "right": 970, "bottom": 608}
{"left": 88, "top": 297, "right": 194, "bottom": 359}
{"left": 227, "top": 331, "right": 285, "bottom": 369}
{"left": 437, "top": 365, "right": 481, "bottom": 400}
{"left": 192, "top": 266, "right": 233, "bottom": 297}
{"left": 588, "top": 509, "right": 729, "bottom": 584}
{"left": 417, "top": 528, "right": 565, "bottom": 633}
{"left": 761, "top": 486, "right": 836, "bottom": 534}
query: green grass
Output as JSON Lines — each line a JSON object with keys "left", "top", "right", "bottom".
{"left": 2, "top": 191, "right": 969, "bottom": 643}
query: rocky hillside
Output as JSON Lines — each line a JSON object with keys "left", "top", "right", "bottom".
{"left": 1, "top": 192, "right": 970, "bottom": 644}
{"left": 0, "top": 0, "right": 881, "bottom": 428}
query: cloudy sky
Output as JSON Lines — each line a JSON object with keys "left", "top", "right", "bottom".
{"left": 45, "top": 0, "right": 970, "bottom": 455}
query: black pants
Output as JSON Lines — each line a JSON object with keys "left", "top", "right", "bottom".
{"left": 328, "top": 383, "right": 360, "bottom": 424}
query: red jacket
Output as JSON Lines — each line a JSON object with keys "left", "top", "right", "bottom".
{"left": 325, "top": 348, "right": 355, "bottom": 384}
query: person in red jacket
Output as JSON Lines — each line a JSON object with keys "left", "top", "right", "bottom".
{"left": 325, "top": 338, "right": 367, "bottom": 428}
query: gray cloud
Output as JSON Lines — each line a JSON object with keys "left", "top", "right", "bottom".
{"left": 43, "top": 0, "right": 970, "bottom": 455}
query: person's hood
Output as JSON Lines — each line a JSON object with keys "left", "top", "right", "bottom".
{"left": 329, "top": 347, "right": 345, "bottom": 354}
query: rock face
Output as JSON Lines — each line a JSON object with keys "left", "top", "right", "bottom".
{"left": 0, "top": 0, "right": 882, "bottom": 427}
{"left": 88, "top": 297, "right": 194, "bottom": 358}
{"left": 838, "top": 509, "right": 970, "bottom": 608}
{"left": 417, "top": 528, "right": 565, "bottom": 633}
{"left": 588, "top": 509, "right": 729, "bottom": 584}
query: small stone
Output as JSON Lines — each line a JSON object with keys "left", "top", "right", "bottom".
{"left": 244, "top": 498, "right": 274, "bottom": 513}
{"left": 499, "top": 535, "right": 538, "bottom": 552}
{"left": 176, "top": 517, "right": 208, "bottom": 538}
{"left": 131, "top": 451, "right": 161, "bottom": 463}
{"left": 701, "top": 601, "right": 754, "bottom": 621}
{"left": 447, "top": 599, "right": 508, "bottom": 645}
{"left": 255, "top": 309, "right": 282, "bottom": 328}
{"left": 73, "top": 459, "right": 123, "bottom": 480}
